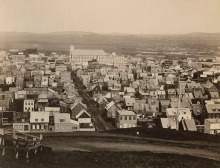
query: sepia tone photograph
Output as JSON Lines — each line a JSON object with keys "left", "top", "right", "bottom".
{"left": 0, "top": 0, "right": 220, "bottom": 167}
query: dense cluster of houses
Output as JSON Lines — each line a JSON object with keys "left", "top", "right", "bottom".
{"left": 0, "top": 49, "right": 95, "bottom": 132}
{"left": 72, "top": 48, "right": 220, "bottom": 134}
{"left": 0, "top": 46, "right": 220, "bottom": 134}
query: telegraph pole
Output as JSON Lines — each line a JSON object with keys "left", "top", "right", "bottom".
{"left": 176, "top": 72, "right": 181, "bottom": 131}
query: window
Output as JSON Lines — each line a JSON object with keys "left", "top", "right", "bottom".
{"left": 25, "top": 107, "right": 27, "bottom": 110}
{"left": 61, "top": 125, "right": 65, "bottom": 129}
{"left": 32, "top": 125, "right": 35, "bottom": 129}
{"left": 14, "top": 125, "right": 18, "bottom": 130}
{"left": 19, "top": 125, "right": 23, "bottom": 130}
{"left": 129, "top": 116, "right": 132, "bottom": 120}
{"left": 35, "top": 119, "right": 38, "bottom": 122}
{"left": 24, "top": 125, "right": 29, "bottom": 131}
{"left": 41, "top": 125, "right": 45, "bottom": 129}
{"left": 124, "top": 116, "right": 127, "bottom": 120}
{"left": 120, "top": 116, "right": 123, "bottom": 120}
{"left": 41, "top": 119, "right": 44, "bottom": 122}
{"left": 133, "top": 116, "right": 136, "bottom": 120}
{"left": 28, "top": 103, "right": 30, "bottom": 105}
{"left": 56, "top": 125, "right": 60, "bottom": 129}
{"left": 60, "top": 119, "right": 65, "bottom": 122}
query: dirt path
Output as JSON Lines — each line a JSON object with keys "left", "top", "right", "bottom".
{"left": 43, "top": 136, "right": 220, "bottom": 161}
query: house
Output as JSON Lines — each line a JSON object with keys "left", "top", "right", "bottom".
{"left": 161, "top": 118, "right": 177, "bottom": 129}
{"left": 61, "top": 71, "right": 72, "bottom": 83}
{"left": 157, "top": 90, "right": 166, "bottom": 99}
{"left": 147, "top": 98, "right": 159, "bottom": 111}
{"left": 124, "top": 98, "right": 135, "bottom": 110}
{"left": 167, "top": 89, "right": 177, "bottom": 98}
{"left": 26, "top": 81, "right": 34, "bottom": 88}
{"left": 139, "top": 89, "right": 151, "bottom": 100}
{"left": 75, "top": 109, "right": 95, "bottom": 131}
{"left": 115, "top": 110, "right": 137, "bottom": 128}
{"left": 0, "top": 75, "right": 5, "bottom": 84}
{"left": 133, "top": 100, "right": 145, "bottom": 114}
{"left": 5, "top": 76, "right": 15, "bottom": 85}
{"left": 180, "top": 119, "right": 197, "bottom": 131}
{"left": 205, "top": 104, "right": 220, "bottom": 119}
{"left": 159, "top": 100, "right": 170, "bottom": 114}
{"left": 70, "top": 101, "right": 87, "bottom": 120}
{"left": 209, "top": 91, "right": 220, "bottom": 99}
{"left": 49, "top": 113, "right": 79, "bottom": 132}
{"left": 5, "top": 91, "right": 14, "bottom": 100}
{"left": 30, "top": 111, "right": 49, "bottom": 132}
{"left": 105, "top": 101, "right": 121, "bottom": 118}
{"left": 87, "top": 85, "right": 102, "bottom": 97}
{"left": 76, "top": 69, "right": 83, "bottom": 77}
{"left": 81, "top": 75, "right": 90, "bottom": 87}
{"left": 37, "top": 99, "right": 49, "bottom": 111}
{"left": 15, "top": 90, "right": 27, "bottom": 99}
{"left": 166, "top": 108, "right": 191, "bottom": 122}
{"left": 1, "top": 111, "right": 14, "bottom": 126}
{"left": 186, "top": 82, "right": 202, "bottom": 93}
{"left": 23, "top": 99, "right": 35, "bottom": 112}
{"left": 15, "top": 76, "right": 24, "bottom": 90}
{"left": 124, "top": 87, "right": 135, "bottom": 97}
{"left": 41, "top": 76, "right": 49, "bottom": 87}
{"left": 13, "top": 123, "right": 31, "bottom": 132}
{"left": 0, "top": 100, "right": 10, "bottom": 111}
{"left": 34, "top": 75, "right": 41, "bottom": 87}
{"left": 204, "top": 119, "right": 220, "bottom": 134}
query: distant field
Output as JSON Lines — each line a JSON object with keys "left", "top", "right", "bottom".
{"left": 0, "top": 32, "right": 219, "bottom": 54}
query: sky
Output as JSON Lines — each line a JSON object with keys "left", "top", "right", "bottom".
{"left": 0, "top": 0, "right": 220, "bottom": 34}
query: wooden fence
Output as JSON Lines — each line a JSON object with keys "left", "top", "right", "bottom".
{"left": 0, "top": 128, "right": 43, "bottom": 162}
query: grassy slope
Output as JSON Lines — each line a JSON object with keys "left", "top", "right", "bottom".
{"left": 0, "top": 148, "right": 220, "bottom": 168}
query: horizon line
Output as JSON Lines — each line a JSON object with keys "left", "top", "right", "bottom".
{"left": 0, "top": 30, "right": 220, "bottom": 36}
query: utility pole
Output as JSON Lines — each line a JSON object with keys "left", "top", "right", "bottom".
{"left": 176, "top": 72, "right": 181, "bottom": 131}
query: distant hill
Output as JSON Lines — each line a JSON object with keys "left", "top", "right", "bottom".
{"left": 0, "top": 31, "right": 219, "bottom": 53}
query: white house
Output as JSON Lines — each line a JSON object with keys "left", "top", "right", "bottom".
{"left": 5, "top": 76, "right": 15, "bottom": 85}
{"left": 50, "top": 113, "right": 79, "bottom": 132}
{"left": 75, "top": 109, "right": 95, "bottom": 131}
{"left": 23, "top": 99, "right": 35, "bottom": 112}
{"left": 30, "top": 111, "right": 49, "bottom": 132}
{"left": 204, "top": 119, "right": 220, "bottom": 134}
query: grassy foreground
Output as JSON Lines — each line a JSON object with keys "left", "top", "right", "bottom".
{"left": 0, "top": 147, "right": 220, "bottom": 168}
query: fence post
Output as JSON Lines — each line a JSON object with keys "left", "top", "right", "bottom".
{"left": 0, "top": 128, "right": 5, "bottom": 156}
{"left": 40, "top": 134, "right": 43, "bottom": 151}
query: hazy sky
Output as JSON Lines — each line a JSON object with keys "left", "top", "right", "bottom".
{"left": 0, "top": 0, "right": 220, "bottom": 34}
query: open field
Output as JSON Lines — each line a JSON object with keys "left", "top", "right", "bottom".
{"left": 1, "top": 131, "right": 220, "bottom": 167}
